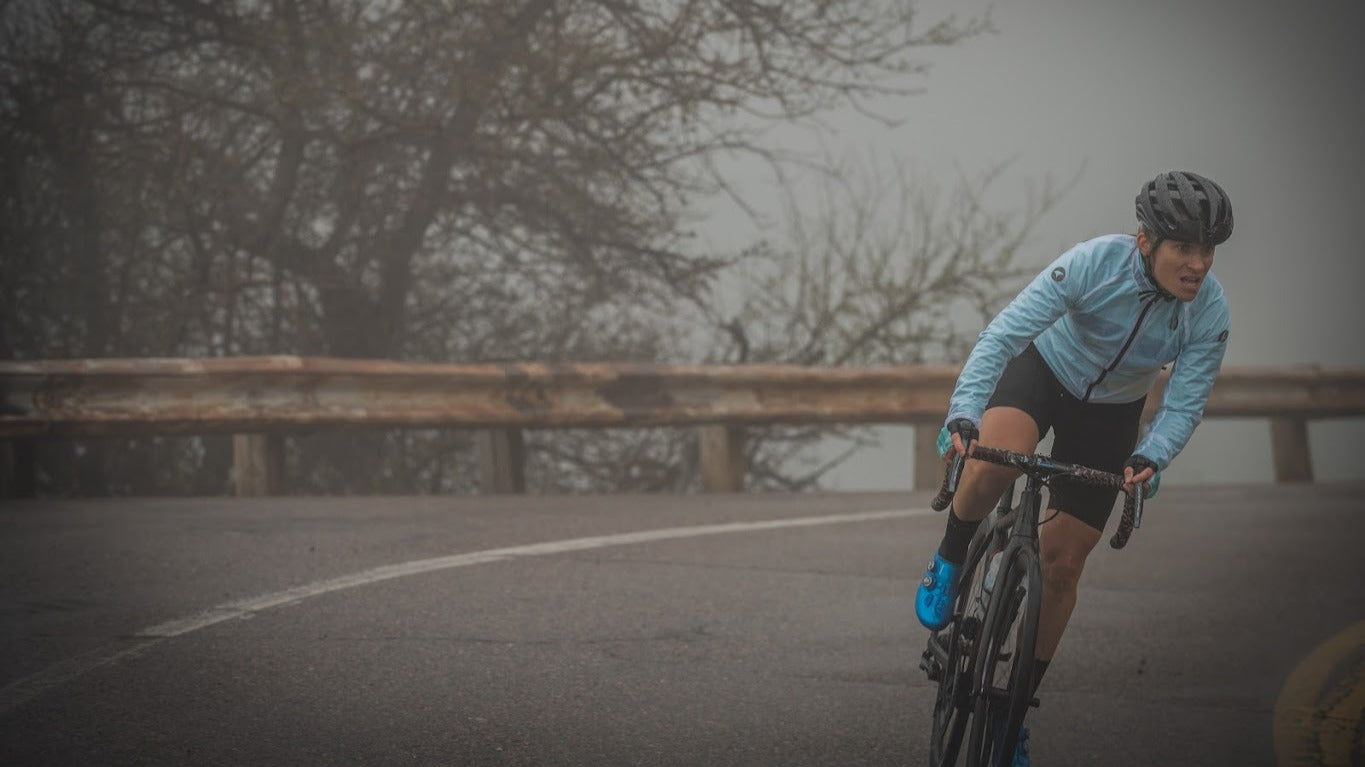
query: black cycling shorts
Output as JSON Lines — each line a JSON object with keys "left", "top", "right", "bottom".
{"left": 985, "top": 343, "right": 1146, "bottom": 532}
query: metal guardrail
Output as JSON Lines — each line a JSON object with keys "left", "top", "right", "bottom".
{"left": 2, "top": 356, "right": 1363, "bottom": 495}
{"left": 0, "top": 356, "right": 962, "bottom": 435}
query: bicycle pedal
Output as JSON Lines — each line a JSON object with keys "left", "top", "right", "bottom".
{"left": 919, "top": 648, "right": 943, "bottom": 682}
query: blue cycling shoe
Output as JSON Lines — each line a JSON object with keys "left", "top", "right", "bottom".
{"left": 1012, "top": 725, "right": 1031, "bottom": 766}
{"left": 915, "top": 552, "right": 962, "bottom": 631}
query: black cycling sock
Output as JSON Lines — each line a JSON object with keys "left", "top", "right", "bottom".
{"left": 936, "top": 507, "right": 981, "bottom": 565}
{"left": 1031, "top": 659, "right": 1051, "bottom": 696}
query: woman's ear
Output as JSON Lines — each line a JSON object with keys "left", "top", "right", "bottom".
{"left": 1136, "top": 227, "right": 1151, "bottom": 256}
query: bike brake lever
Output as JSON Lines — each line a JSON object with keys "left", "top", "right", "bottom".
{"left": 946, "top": 451, "right": 965, "bottom": 494}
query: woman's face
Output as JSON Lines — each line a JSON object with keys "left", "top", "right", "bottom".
{"left": 1141, "top": 232, "right": 1214, "bottom": 302}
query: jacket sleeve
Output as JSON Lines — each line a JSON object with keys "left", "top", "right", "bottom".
{"left": 1133, "top": 301, "right": 1230, "bottom": 469}
{"left": 944, "top": 243, "right": 1085, "bottom": 428}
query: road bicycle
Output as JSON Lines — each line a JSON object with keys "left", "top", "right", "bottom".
{"left": 918, "top": 444, "right": 1144, "bottom": 767}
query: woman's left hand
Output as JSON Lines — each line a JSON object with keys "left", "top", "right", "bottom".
{"left": 1122, "top": 454, "right": 1158, "bottom": 495}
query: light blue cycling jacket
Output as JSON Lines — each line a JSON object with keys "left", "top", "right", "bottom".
{"left": 945, "top": 233, "right": 1230, "bottom": 470}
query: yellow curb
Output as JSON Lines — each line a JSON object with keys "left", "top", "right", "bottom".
{"left": 1273, "top": 620, "right": 1365, "bottom": 766}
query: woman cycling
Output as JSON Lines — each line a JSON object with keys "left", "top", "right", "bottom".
{"left": 914, "top": 170, "right": 1233, "bottom": 764}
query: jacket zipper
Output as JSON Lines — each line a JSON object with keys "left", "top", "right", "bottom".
{"left": 1082, "top": 294, "right": 1161, "bottom": 402}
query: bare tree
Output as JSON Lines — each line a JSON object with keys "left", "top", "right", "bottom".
{"left": 700, "top": 158, "right": 1071, "bottom": 491}
{"left": 2, "top": 1, "right": 1017, "bottom": 495}
{"left": 519, "top": 160, "right": 1070, "bottom": 494}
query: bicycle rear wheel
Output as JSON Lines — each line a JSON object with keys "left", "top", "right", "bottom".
{"left": 927, "top": 613, "right": 975, "bottom": 766}
{"left": 965, "top": 545, "right": 1041, "bottom": 767}
{"left": 927, "top": 509, "right": 1006, "bottom": 766}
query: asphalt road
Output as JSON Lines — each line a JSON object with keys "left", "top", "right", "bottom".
{"left": 2, "top": 483, "right": 1362, "bottom": 766}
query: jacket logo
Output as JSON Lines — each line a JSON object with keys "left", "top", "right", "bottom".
{"left": 1217, "top": 329, "right": 1229, "bottom": 343}
{"left": 1051, "top": 267, "right": 1066, "bottom": 282}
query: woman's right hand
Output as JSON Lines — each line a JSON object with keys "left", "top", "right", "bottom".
{"left": 943, "top": 418, "right": 979, "bottom": 463}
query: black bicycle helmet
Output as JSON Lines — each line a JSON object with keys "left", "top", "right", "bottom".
{"left": 1135, "top": 171, "right": 1234, "bottom": 246}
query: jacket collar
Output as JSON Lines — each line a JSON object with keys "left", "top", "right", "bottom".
{"left": 1129, "top": 244, "right": 1175, "bottom": 302}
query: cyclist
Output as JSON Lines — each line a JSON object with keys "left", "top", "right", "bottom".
{"left": 915, "top": 170, "right": 1233, "bottom": 764}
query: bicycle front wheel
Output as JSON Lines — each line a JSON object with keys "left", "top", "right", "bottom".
{"left": 965, "top": 546, "right": 1041, "bottom": 767}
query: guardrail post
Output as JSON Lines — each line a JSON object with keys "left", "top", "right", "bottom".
{"left": 913, "top": 422, "right": 942, "bottom": 491}
{"left": 476, "top": 428, "right": 526, "bottom": 494}
{"left": 232, "top": 433, "right": 284, "bottom": 496}
{"left": 1269, "top": 417, "right": 1313, "bottom": 483}
{"left": 699, "top": 425, "right": 746, "bottom": 492}
{"left": 0, "top": 439, "right": 37, "bottom": 498}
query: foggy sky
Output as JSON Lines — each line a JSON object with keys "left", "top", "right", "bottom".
{"left": 702, "top": 0, "right": 1365, "bottom": 487}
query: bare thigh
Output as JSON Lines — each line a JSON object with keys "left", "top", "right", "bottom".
{"left": 953, "top": 406, "right": 1040, "bottom": 521}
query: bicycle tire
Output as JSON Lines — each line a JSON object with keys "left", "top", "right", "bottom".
{"left": 928, "top": 505, "right": 1007, "bottom": 766}
{"left": 927, "top": 548, "right": 979, "bottom": 763}
{"left": 965, "top": 545, "right": 1041, "bottom": 767}
{"left": 927, "top": 618, "right": 970, "bottom": 766}
{"left": 927, "top": 574, "right": 985, "bottom": 762}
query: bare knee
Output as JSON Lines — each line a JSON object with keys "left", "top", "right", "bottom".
{"left": 1040, "top": 546, "right": 1086, "bottom": 596}
{"left": 1038, "top": 511, "right": 1101, "bottom": 596}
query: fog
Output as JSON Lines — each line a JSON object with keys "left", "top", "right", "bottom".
{"left": 4, "top": 1, "right": 1361, "bottom": 494}
{"left": 701, "top": 0, "right": 1365, "bottom": 488}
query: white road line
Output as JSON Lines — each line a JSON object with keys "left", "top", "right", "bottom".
{"left": 0, "top": 506, "right": 933, "bottom": 715}
{"left": 0, "top": 639, "right": 168, "bottom": 715}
